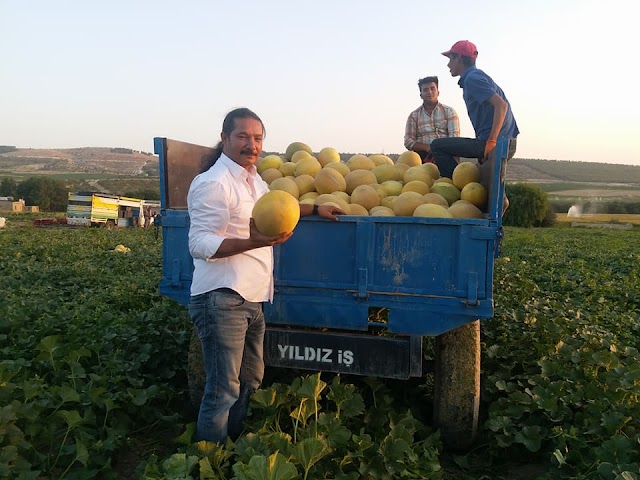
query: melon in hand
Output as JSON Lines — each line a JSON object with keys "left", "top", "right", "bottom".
{"left": 252, "top": 190, "right": 301, "bottom": 236}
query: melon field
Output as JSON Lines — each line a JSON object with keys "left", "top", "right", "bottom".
{"left": 1, "top": 218, "right": 639, "bottom": 479}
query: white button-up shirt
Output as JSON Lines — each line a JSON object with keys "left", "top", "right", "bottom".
{"left": 187, "top": 153, "right": 273, "bottom": 302}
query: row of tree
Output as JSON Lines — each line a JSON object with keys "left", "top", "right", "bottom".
{"left": 0, "top": 177, "right": 68, "bottom": 212}
{"left": 0, "top": 176, "right": 161, "bottom": 213}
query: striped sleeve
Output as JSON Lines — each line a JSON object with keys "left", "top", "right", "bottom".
{"left": 446, "top": 106, "right": 460, "bottom": 138}
{"left": 404, "top": 110, "right": 418, "bottom": 150}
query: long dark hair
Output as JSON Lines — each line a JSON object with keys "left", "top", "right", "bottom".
{"left": 200, "top": 107, "right": 265, "bottom": 172}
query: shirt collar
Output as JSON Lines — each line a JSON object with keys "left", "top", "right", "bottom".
{"left": 422, "top": 102, "right": 441, "bottom": 112}
{"left": 458, "top": 65, "right": 477, "bottom": 88}
{"left": 219, "top": 153, "right": 258, "bottom": 179}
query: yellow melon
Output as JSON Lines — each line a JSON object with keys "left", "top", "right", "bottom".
{"left": 315, "top": 194, "right": 349, "bottom": 213}
{"left": 422, "top": 192, "right": 449, "bottom": 207}
{"left": 380, "top": 180, "right": 403, "bottom": 197}
{"left": 314, "top": 167, "right": 347, "bottom": 194}
{"left": 348, "top": 203, "right": 369, "bottom": 215}
{"left": 460, "top": 182, "right": 488, "bottom": 209}
{"left": 372, "top": 164, "right": 398, "bottom": 184}
{"left": 269, "top": 177, "right": 300, "bottom": 199}
{"left": 372, "top": 184, "right": 388, "bottom": 200}
{"left": 350, "top": 184, "right": 381, "bottom": 211}
{"left": 381, "top": 195, "right": 397, "bottom": 209}
{"left": 257, "top": 155, "right": 283, "bottom": 174}
{"left": 295, "top": 157, "right": 322, "bottom": 177}
{"left": 285, "top": 141, "right": 312, "bottom": 161}
{"left": 448, "top": 200, "right": 484, "bottom": 219}
{"left": 452, "top": 162, "right": 480, "bottom": 189}
{"left": 394, "top": 163, "right": 410, "bottom": 180}
{"left": 300, "top": 191, "right": 319, "bottom": 201}
{"left": 345, "top": 169, "right": 377, "bottom": 194}
{"left": 402, "top": 180, "right": 430, "bottom": 195}
{"left": 279, "top": 162, "right": 296, "bottom": 177}
{"left": 291, "top": 150, "right": 314, "bottom": 163}
{"left": 317, "top": 147, "right": 341, "bottom": 166}
{"left": 324, "top": 162, "right": 351, "bottom": 177}
{"left": 294, "top": 174, "right": 315, "bottom": 196}
{"left": 369, "top": 205, "right": 396, "bottom": 216}
{"left": 430, "top": 182, "right": 460, "bottom": 206}
{"left": 397, "top": 151, "right": 422, "bottom": 167}
{"left": 260, "top": 168, "right": 283, "bottom": 184}
{"left": 252, "top": 190, "right": 301, "bottom": 235}
{"left": 346, "top": 154, "right": 375, "bottom": 171}
{"left": 414, "top": 203, "right": 453, "bottom": 218}
{"left": 393, "top": 192, "right": 425, "bottom": 216}
{"left": 434, "top": 177, "right": 454, "bottom": 185}
{"left": 423, "top": 162, "right": 440, "bottom": 180}
{"left": 404, "top": 166, "right": 434, "bottom": 186}
{"left": 331, "top": 191, "right": 351, "bottom": 203}
{"left": 369, "top": 154, "right": 394, "bottom": 166}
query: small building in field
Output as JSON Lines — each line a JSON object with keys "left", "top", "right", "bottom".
{"left": 0, "top": 198, "right": 25, "bottom": 212}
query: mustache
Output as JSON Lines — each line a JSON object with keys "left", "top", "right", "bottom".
{"left": 241, "top": 148, "right": 258, "bottom": 155}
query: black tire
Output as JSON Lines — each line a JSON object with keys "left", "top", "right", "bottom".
{"left": 433, "top": 320, "right": 480, "bottom": 450}
{"left": 188, "top": 326, "right": 206, "bottom": 410}
{"left": 105, "top": 219, "right": 116, "bottom": 230}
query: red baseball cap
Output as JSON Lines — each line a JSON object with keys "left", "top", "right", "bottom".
{"left": 441, "top": 40, "right": 478, "bottom": 59}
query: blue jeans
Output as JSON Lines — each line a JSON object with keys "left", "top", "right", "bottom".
{"left": 430, "top": 137, "right": 518, "bottom": 178}
{"left": 188, "top": 289, "right": 265, "bottom": 443}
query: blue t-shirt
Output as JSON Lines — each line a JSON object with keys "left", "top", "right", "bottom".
{"left": 459, "top": 66, "right": 519, "bottom": 140}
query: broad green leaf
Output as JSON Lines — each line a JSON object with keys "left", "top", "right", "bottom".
{"left": 233, "top": 452, "right": 297, "bottom": 480}
{"left": 514, "top": 426, "right": 542, "bottom": 452}
{"left": 74, "top": 437, "right": 89, "bottom": 466}
{"left": 292, "top": 373, "right": 326, "bottom": 401}
{"left": 53, "top": 385, "right": 80, "bottom": 404}
{"left": 174, "top": 422, "right": 196, "bottom": 446}
{"left": 161, "top": 453, "right": 198, "bottom": 478}
{"left": 127, "top": 387, "right": 149, "bottom": 406}
{"left": 198, "top": 457, "right": 216, "bottom": 479}
{"left": 293, "top": 438, "right": 329, "bottom": 473}
{"left": 57, "top": 410, "right": 83, "bottom": 428}
{"left": 289, "top": 399, "right": 315, "bottom": 425}
{"left": 235, "top": 433, "right": 270, "bottom": 464}
{"left": 36, "top": 335, "right": 62, "bottom": 354}
{"left": 263, "top": 432, "right": 293, "bottom": 457}
{"left": 485, "top": 415, "right": 513, "bottom": 432}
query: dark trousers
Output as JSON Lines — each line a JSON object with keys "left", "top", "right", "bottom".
{"left": 430, "top": 137, "right": 518, "bottom": 178}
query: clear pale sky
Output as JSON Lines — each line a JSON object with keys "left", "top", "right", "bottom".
{"left": 1, "top": 0, "right": 638, "bottom": 165}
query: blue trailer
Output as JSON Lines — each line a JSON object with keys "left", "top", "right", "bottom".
{"left": 154, "top": 137, "right": 509, "bottom": 448}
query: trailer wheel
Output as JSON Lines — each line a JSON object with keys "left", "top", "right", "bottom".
{"left": 105, "top": 219, "right": 116, "bottom": 230}
{"left": 188, "top": 326, "right": 205, "bottom": 410}
{"left": 433, "top": 320, "right": 480, "bottom": 450}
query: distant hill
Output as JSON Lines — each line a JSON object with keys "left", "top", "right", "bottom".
{"left": 2, "top": 146, "right": 640, "bottom": 188}
{"left": 0, "top": 147, "right": 158, "bottom": 177}
{"left": 506, "top": 158, "right": 640, "bottom": 185}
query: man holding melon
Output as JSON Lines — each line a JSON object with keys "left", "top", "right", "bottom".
{"left": 404, "top": 75, "right": 460, "bottom": 163}
{"left": 430, "top": 40, "right": 519, "bottom": 184}
{"left": 186, "top": 108, "right": 341, "bottom": 443}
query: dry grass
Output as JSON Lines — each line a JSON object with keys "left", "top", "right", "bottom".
{"left": 556, "top": 213, "right": 640, "bottom": 225}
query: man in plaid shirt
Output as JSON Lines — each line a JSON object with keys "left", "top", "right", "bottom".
{"left": 404, "top": 76, "right": 460, "bottom": 164}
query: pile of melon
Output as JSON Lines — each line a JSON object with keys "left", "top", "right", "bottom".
{"left": 257, "top": 141, "right": 489, "bottom": 220}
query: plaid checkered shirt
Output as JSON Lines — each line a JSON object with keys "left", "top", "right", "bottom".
{"left": 404, "top": 103, "right": 460, "bottom": 151}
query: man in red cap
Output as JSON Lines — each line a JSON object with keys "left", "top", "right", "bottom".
{"left": 430, "top": 40, "right": 519, "bottom": 188}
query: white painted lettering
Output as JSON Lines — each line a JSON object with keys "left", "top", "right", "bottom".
{"left": 342, "top": 350, "right": 354, "bottom": 366}
{"left": 321, "top": 348, "right": 332, "bottom": 363}
{"left": 277, "top": 344, "right": 288, "bottom": 359}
